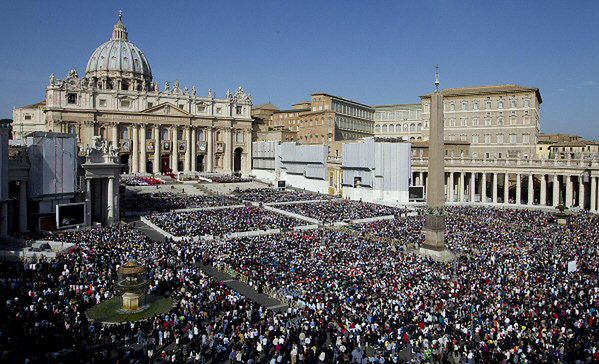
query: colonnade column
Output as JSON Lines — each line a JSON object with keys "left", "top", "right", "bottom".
{"left": 540, "top": 174, "right": 547, "bottom": 206}
{"left": 171, "top": 126, "right": 179, "bottom": 173}
{"left": 448, "top": 172, "right": 454, "bottom": 202}
{"left": 107, "top": 177, "right": 114, "bottom": 225}
{"left": 459, "top": 172, "right": 465, "bottom": 202}
{"left": 419, "top": 172, "right": 424, "bottom": 186}
{"left": 184, "top": 126, "right": 191, "bottom": 173}
{"left": 19, "top": 181, "right": 27, "bottom": 233}
{"left": 504, "top": 173, "right": 510, "bottom": 204}
{"left": 206, "top": 128, "right": 213, "bottom": 172}
{"left": 131, "top": 124, "right": 139, "bottom": 174}
{"left": 153, "top": 125, "right": 160, "bottom": 174}
{"left": 481, "top": 173, "right": 487, "bottom": 203}
{"left": 591, "top": 177, "right": 597, "bottom": 211}
{"left": 111, "top": 122, "right": 118, "bottom": 148}
{"left": 492, "top": 173, "right": 498, "bottom": 203}
{"left": 578, "top": 175, "right": 585, "bottom": 208}
{"left": 552, "top": 175, "right": 560, "bottom": 206}
{"left": 515, "top": 174, "right": 521, "bottom": 205}
{"left": 139, "top": 124, "right": 147, "bottom": 174}
{"left": 565, "top": 175, "right": 573, "bottom": 207}
{"left": 191, "top": 128, "right": 197, "bottom": 172}
{"left": 527, "top": 173, "right": 534, "bottom": 206}
{"left": 470, "top": 173, "right": 476, "bottom": 202}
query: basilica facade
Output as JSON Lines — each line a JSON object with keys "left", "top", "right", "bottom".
{"left": 13, "top": 14, "right": 253, "bottom": 175}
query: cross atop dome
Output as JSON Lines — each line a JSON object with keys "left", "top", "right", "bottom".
{"left": 112, "top": 10, "right": 128, "bottom": 41}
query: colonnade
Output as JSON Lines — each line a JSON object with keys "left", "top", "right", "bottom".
{"left": 413, "top": 170, "right": 599, "bottom": 212}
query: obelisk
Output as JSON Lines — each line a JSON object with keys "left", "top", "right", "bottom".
{"left": 420, "top": 66, "right": 453, "bottom": 260}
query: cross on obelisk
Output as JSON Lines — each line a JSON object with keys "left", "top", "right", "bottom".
{"left": 420, "top": 66, "right": 454, "bottom": 261}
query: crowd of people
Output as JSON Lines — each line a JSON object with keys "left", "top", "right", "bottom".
{"left": 121, "top": 192, "right": 241, "bottom": 214}
{"left": 275, "top": 200, "right": 399, "bottom": 223}
{"left": 196, "top": 207, "right": 598, "bottom": 362}
{"left": 234, "top": 188, "right": 332, "bottom": 204}
{"left": 1, "top": 190, "right": 598, "bottom": 363}
{"left": 207, "top": 175, "right": 252, "bottom": 183}
{"left": 121, "top": 176, "right": 164, "bottom": 186}
{"left": 148, "top": 206, "right": 304, "bottom": 237}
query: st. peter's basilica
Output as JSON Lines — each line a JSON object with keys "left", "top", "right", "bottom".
{"left": 13, "top": 13, "right": 254, "bottom": 175}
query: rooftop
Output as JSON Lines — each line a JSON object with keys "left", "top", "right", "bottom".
{"left": 420, "top": 84, "right": 542, "bottom": 103}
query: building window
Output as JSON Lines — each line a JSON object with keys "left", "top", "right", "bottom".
{"left": 197, "top": 106, "right": 205, "bottom": 113}
{"left": 147, "top": 102, "right": 153, "bottom": 108}
{"left": 523, "top": 134, "right": 530, "bottom": 144}
{"left": 510, "top": 134, "right": 517, "bottom": 144}
{"left": 485, "top": 134, "right": 491, "bottom": 144}
{"left": 24, "top": 115, "right": 32, "bottom": 120}
{"left": 510, "top": 100, "right": 516, "bottom": 108}
{"left": 472, "top": 134, "right": 479, "bottom": 144}
{"left": 524, "top": 99, "right": 530, "bottom": 108}
{"left": 486, "top": 101, "right": 492, "bottom": 109}
{"left": 498, "top": 101, "right": 504, "bottom": 109}
{"left": 461, "top": 102, "right": 467, "bottom": 110}
{"left": 216, "top": 107, "right": 222, "bottom": 114}
{"left": 497, "top": 134, "right": 504, "bottom": 144}
{"left": 99, "top": 99, "right": 107, "bottom": 107}
{"left": 236, "top": 106, "right": 243, "bottom": 115}
{"left": 178, "top": 104, "right": 185, "bottom": 110}
{"left": 450, "top": 103, "right": 455, "bottom": 111}
{"left": 68, "top": 125, "right": 77, "bottom": 134}
{"left": 67, "top": 93, "right": 78, "bottom": 104}
{"left": 472, "top": 117, "right": 479, "bottom": 126}
{"left": 485, "top": 152, "right": 490, "bottom": 159}
{"left": 473, "top": 102, "right": 479, "bottom": 110}
{"left": 121, "top": 100, "right": 131, "bottom": 108}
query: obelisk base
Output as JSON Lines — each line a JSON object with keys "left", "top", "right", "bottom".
{"left": 420, "top": 213, "right": 455, "bottom": 261}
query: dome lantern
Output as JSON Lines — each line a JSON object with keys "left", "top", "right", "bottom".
{"left": 112, "top": 10, "right": 128, "bottom": 41}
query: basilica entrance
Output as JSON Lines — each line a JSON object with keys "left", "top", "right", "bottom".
{"left": 196, "top": 155, "right": 204, "bottom": 172}
{"left": 161, "top": 155, "right": 170, "bottom": 173}
{"left": 146, "top": 161, "right": 153, "bottom": 174}
{"left": 234, "top": 148, "right": 243, "bottom": 173}
{"left": 119, "top": 154, "right": 129, "bottom": 174}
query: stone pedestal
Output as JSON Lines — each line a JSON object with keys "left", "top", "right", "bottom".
{"left": 122, "top": 292, "right": 142, "bottom": 311}
{"left": 420, "top": 213, "right": 455, "bottom": 260}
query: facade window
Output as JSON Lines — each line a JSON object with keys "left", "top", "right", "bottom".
{"left": 472, "top": 117, "right": 479, "bottom": 126}
{"left": 450, "top": 103, "right": 455, "bottom": 111}
{"left": 216, "top": 107, "right": 222, "bottom": 114}
{"left": 523, "top": 134, "right": 530, "bottom": 144}
{"left": 68, "top": 125, "right": 77, "bottom": 134}
{"left": 486, "top": 101, "right": 492, "bottom": 109}
{"left": 524, "top": 99, "right": 530, "bottom": 107}
{"left": 121, "top": 100, "right": 130, "bottom": 108}
{"left": 99, "top": 99, "right": 107, "bottom": 107}
{"left": 498, "top": 117, "right": 504, "bottom": 126}
{"left": 236, "top": 106, "right": 243, "bottom": 115}
{"left": 498, "top": 101, "right": 504, "bottom": 109}
{"left": 485, "top": 152, "right": 490, "bottom": 159}
{"left": 497, "top": 134, "right": 504, "bottom": 144}
{"left": 147, "top": 102, "right": 153, "bottom": 108}
{"left": 461, "top": 102, "right": 467, "bottom": 110}
{"left": 472, "top": 134, "right": 479, "bottom": 144}
{"left": 67, "top": 93, "right": 78, "bottom": 104}
{"left": 484, "top": 134, "right": 491, "bottom": 144}
{"left": 24, "top": 115, "right": 32, "bottom": 120}
{"left": 510, "top": 134, "right": 517, "bottom": 144}
{"left": 236, "top": 131, "right": 244, "bottom": 143}
{"left": 510, "top": 100, "right": 516, "bottom": 108}
{"left": 473, "top": 102, "right": 479, "bottom": 110}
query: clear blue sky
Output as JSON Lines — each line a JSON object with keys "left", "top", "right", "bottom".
{"left": 1, "top": 0, "right": 597, "bottom": 138}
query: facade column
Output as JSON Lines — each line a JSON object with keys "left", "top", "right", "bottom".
{"left": 540, "top": 174, "right": 547, "bottom": 206}
{"left": 139, "top": 124, "right": 147, "bottom": 174}
{"left": 153, "top": 125, "right": 160, "bottom": 174}
{"left": 492, "top": 172, "right": 498, "bottom": 203}
{"left": 171, "top": 126, "right": 179, "bottom": 173}
{"left": 565, "top": 175, "right": 573, "bottom": 208}
{"left": 527, "top": 173, "right": 534, "bottom": 205}
{"left": 19, "top": 181, "right": 27, "bottom": 233}
{"left": 224, "top": 127, "right": 233, "bottom": 172}
{"left": 459, "top": 172, "right": 465, "bottom": 202}
{"left": 481, "top": 172, "right": 487, "bottom": 203}
{"left": 448, "top": 172, "right": 454, "bottom": 202}
{"left": 131, "top": 124, "right": 139, "bottom": 174}
{"left": 515, "top": 173, "right": 522, "bottom": 205}
{"left": 578, "top": 175, "right": 585, "bottom": 209}
{"left": 504, "top": 173, "right": 510, "bottom": 204}
{"left": 184, "top": 126, "right": 191, "bottom": 173}
{"left": 85, "top": 178, "right": 92, "bottom": 226}
{"left": 470, "top": 173, "right": 476, "bottom": 202}
{"left": 111, "top": 122, "right": 118, "bottom": 148}
{"left": 191, "top": 127, "right": 197, "bottom": 172}
{"left": 552, "top": 175, "right": 560, "bottom": 206}
{"left": 207, "top": 128, "right": 214, "bottom": 172}
{"left": 107, "top": 177, "right": 114, "bottom": 225}
{"left": 591, "top": 177, "right": 597, "bottom": 211}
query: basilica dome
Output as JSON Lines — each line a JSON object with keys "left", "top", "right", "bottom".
{"left": 85, "top": 14, "right": 152, "bottom": 82}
